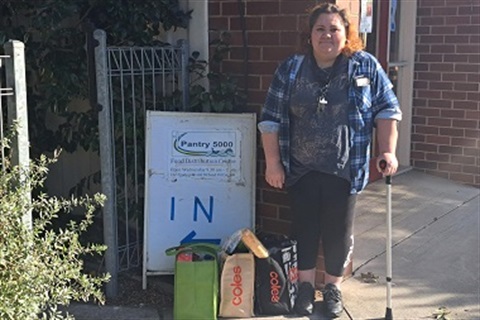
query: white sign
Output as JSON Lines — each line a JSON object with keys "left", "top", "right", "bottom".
{"left": 142, "top": 111, "right": 256, "bottom": 287}
{"left": 360, "top": 0, "right": 374, "bottom": 33}
{"left": 169, "top": 130, "right": 240, "bottom": 181}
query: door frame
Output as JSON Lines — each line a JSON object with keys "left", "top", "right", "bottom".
{"left": 368, "top": 0, "right": 416, "bottom": 181}
{"left": 388, "top": 0, "right": 416, "bottom": 169}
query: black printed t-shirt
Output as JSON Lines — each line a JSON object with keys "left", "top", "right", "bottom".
{"left": 287, "top": 53, "right": 351, "bottom": 187}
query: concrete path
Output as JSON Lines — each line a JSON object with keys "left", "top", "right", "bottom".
{"left": 67, "top": 169, "right": 480, "bottom": 320}
{"left": 341, "top": 170, "right": 479, "bottom": 320}
{"left": 65, "top": 304, "right": 160, "bottom": 320}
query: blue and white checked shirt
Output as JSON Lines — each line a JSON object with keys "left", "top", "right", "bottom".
{"left": 259, "top": 51, "right": 402, "bottom": 194}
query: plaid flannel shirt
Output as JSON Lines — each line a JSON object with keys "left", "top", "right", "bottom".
{"left": 259, "top": 51, "right": 402, "bottom": 194}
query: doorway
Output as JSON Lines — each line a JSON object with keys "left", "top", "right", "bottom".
{"left": 365, "top": 0, "right": 416, "bottom": 180}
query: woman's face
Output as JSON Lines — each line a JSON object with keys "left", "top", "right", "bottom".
{"left": 310, "top": 13, "right": 347, "bottom": 64}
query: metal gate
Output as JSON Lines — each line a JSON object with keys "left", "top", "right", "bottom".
{"left": 92, "top": 29, "right": 189, "bottom": 297}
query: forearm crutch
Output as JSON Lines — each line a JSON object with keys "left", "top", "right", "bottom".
{"left": 380, "top": 160, "right": 393, "bottom": 320}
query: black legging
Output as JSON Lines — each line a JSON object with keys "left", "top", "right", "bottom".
{"left": 288, "top": 171, "right": 356, "bottom": 277}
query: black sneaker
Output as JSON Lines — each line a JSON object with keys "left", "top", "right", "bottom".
{"left": 294, "top": 282, "right": 315, "bottom": 315}
{"left": 322, "top": 283, "right": 343, "bottom": 318}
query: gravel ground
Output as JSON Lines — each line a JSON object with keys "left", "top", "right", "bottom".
{"left": 105, "top": 269, "right": 174, "bottom": 311}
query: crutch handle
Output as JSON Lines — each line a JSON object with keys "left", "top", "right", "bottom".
{"left": 379, "top": 160, "right": 392, "bottom": 184}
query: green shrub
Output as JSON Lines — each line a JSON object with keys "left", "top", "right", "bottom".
{"left": 0, "top": 136, "right": 110, "bottom": 319}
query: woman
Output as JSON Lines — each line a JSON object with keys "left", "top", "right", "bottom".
{"left": 258, "top": 3, "right": 402, "bottom": 318}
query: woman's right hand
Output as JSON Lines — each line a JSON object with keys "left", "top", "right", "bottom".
{"left": 260, "top": 131, "right": 284, "bottom": 189}
{"left": 265, "top": 161, "right": 285, "bottom": 189}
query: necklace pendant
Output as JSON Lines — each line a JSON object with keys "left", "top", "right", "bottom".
{"left": 317, "top": 96, "right": 328, "bottom": 113}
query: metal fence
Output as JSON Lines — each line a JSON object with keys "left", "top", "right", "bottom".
{"left": 92, "top": 29, "right": 189, "bottom": 297}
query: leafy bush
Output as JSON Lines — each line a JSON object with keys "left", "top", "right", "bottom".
{"left": 187, "top": 33, "right": 246, "bottom": 113}
{"left": 0, "top": 0, "right": 192, "bottom": 156}
{"left": 0, "top": 134, "right": 110, "bottom": 319}
{"left": 158, "top": 34, "right": 246, "bottom": 114}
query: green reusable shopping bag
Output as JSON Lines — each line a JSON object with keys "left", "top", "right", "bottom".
{"left": 165, "top": 243, "right": 220, "bottom": 320}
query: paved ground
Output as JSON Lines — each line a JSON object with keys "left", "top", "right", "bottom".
{"left": 67, "top": 169, "right": 480, "bottom": 320}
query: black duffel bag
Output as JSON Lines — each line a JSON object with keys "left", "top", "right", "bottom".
{"left": 254, "top": 233, "right": 298, "bottom": 315}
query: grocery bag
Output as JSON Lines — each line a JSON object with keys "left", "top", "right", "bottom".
{"left": 219, "top": 252, "right": 255, "bottom": 317}
{"left": 165, "top": 243, "right": 220, "bottom": 320}
{"left": 254, "top": 234, "right": 298, "bottom": 315}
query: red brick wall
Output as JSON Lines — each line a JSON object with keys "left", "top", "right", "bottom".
{"left": 209, "top": 1, "right": 312, "bottom": 110}
{"left": 208, "top": 0, "right": 359, "bottom": 287}
{"left": 413, "top": 0, "right": 480, "bottom": 187}
{"left": 209, "top": 0, "right": 312, "bottom": 232}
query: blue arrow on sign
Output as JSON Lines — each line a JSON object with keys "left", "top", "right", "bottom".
{"left": 180, "top": 230, "right": 221, "bottom": 244}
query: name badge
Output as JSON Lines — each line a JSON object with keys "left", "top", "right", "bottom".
{"left": 355, "top": 76, "right": 370, "bottom": 87}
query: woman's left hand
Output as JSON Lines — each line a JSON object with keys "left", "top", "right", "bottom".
{"left": 376, "top": 152, "right": 399, "bottom": 176}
